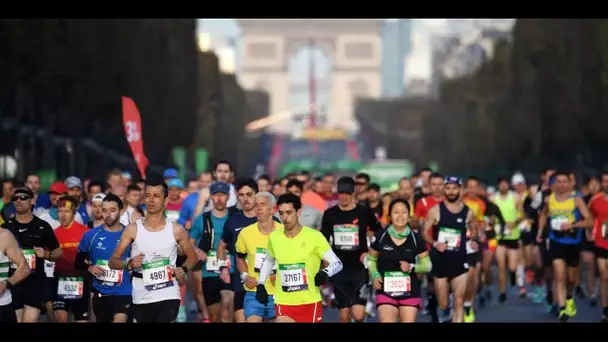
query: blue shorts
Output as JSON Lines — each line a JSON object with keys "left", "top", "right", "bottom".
{"left": 244, "top": 291, "right": 275, "bottom": 320}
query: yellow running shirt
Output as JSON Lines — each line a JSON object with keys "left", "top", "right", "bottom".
{"left": 235, "top": 222, "right": 284, "bottom": 295}
{"left": 267, "top": 226, "right": 331, "bottom": 306}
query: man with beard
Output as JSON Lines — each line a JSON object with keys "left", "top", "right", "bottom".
{"left": 190, "top": 182, "right": 233, "bottom": 322}
{"left": 3, "top": 187, "right": 62, "bottom": 322}
{"left": 364, "top": 184, "right": 383, "bottom": 224}
{"left": 109, "top": 180, "right": 198, "bottom": 323}
{"left": 422, "top": 177, "right": 479, "bottom": 323}
{"left": 354, "top": 173, "right": 370, "bottom": 203}
{"left": 76, "top": 194, "right": 132, "bottom": 322}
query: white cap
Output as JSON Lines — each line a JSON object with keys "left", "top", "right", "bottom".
{"left": 511, "top": 173, "right": 526, "bottom": 186}
{"left": 487, "top": 186, "right": 496, "bottom": 195}
{"left": 92, "top": 193, "right": 106, "bottom": 203}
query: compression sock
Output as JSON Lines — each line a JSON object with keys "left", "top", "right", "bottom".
{"left": 516, "top": 265, "right": 525, "bottom": 287}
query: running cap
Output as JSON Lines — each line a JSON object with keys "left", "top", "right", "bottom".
{"left": 14, "top": 187, "right": 34, "bottom": 198}
{"left": 444, "top": 176, "right": 462, "bottom": 186}
{"left": 337, "top": 177, "right": 355, "bottom": 194}
{"left": 163, "top": 168, "right": 179, "bottom": 179}
{"left": 65, "top": 176, "right": 83, "bottom": 189}
{"left": 511, "top": 172, "right": 526, "bottom": 186}
{"left": 49, "top": 181, "right": 69, "bottom": 194}
{"left": 91, "top": 193, "right": 106, "bottom": 203}
{"left": 122, "top": 171, "right": 132, "bottom": 180}
{"left": 167, "top": 178, "right": 184, "bottom": 189}
{"left": 210, "top": 182, "right": 230, "bottom": 195}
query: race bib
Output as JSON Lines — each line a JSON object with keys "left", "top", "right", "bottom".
{"left": 205, "top": 251, "right": 230, "bottom": 273}
{"left": 333, "top": 225, "right": 359, "bottom": 250}
{"left": 96, "top": 260, "right": 123, "bottom": 284}
{"left": 12, "top": 249, "right": 36, "bottom": 270}
{"left": 383, "top": 272, "right": 411, "bottom": 296}
{"left": 437, "top": 227, "right": 461, "bottom": 250}
{"left": 466, "top": 240, "right": 476, "bottom": 254}
{"left": 551, "top": 216, "right": 569, "bottom": 231}
{"left": 254, "top": 248, "right": 266, "bottom": 273}
{"left": 142, "top": 258, "right": 175, "bottom": 291}
{"left": 57, "top": 276, "right": 84, "bottom": 300}
{"left": 279, "top": 263, "right": 308, "bottom": 292}
{"left": 44, "top": 260, "right": 55, "bottom": 278}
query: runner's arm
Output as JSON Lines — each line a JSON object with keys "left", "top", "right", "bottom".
{"left": 537, "top": 199, "right": 550, "bottom": 239}
{"left": 320, "top": 210, "right": 332, "bottom": 241}
{"left": 174, "top": 223, "right": 200, "bottom": 271}
{"left": 74, "top": 232, "right": 92, "bottom": 271}
{"left": 109, "top": 223, "right": 136, "bottom": 269}
{"left": 421, "top": 205, "right": 439, "bottom": 246}
{"left": 412, "top": 233, "right": 432, "bottom": 274}
{"left": 41, "top": 222, "right": 62, "bottom": 261}
{"left": 257, "top": 251, "right": 276, "bottom": 285}
{"left": 466, "top": 209, "right": 478, "bottom": 240}
{"left": 574, "top": 197, "right": 594, "bottom": 230}
{"left": 2, "top": 230, "right": 30, "bottom": 286}
{"left": 320, "top": 249, "right": 342, "bottom": 277}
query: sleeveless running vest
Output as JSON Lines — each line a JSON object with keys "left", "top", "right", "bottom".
{"left": 0, "top": 248, "right": 12, "bottom": 305}
{"left": 433, "top": 202, "right": 469, "bottom": 256}
{"left": 494, "top": 192, "right": 521, "bottom": 240}
{"left": 131, "top": 218, "right": 180, "bottom": 305}
{"left": 120, "top": 207, "right": 135, "bottom": 226}
{"left": 548, "top": 192, "right": 583, "bottom": 245}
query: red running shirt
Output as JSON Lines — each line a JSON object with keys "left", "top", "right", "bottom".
{"left": 589, "top": 193, "right": 608, "bottom": 249}
{"left": 54, "top": 221, "right": 90, "bottom": 276}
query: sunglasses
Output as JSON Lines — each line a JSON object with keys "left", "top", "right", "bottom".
{"left": 12, "top": 195, "right": 32, "bottom": 202}
{"left": 355, "top": 182, "right": 368, "bottom": 186}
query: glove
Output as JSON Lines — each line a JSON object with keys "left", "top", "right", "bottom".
{"left": 314, "top": 270, "right": 329, "bottom": 286}
{"left": 255, "top": 284, "right": 268, "bottom": 305}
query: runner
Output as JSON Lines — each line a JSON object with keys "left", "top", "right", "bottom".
{"left": 462, "top": 177, "right": 486, "bottom": 322}
{"left": 319, "top": 173, "right": 339, "bottom": 208}
{"left": 355, "top": 173, "right": 370, "bottom": 203}
{"left": 589, "top": 170, "right": 608, "bottom": 321}
{"left": 494, "top": 176, "right": 526, "bottom": 303}
{"left": 286, "top": 179, "right": 323, "bottom": 230}
{"left": 88, "top": 193, "right": 106, "bottom": 229}
{"left": 178, "top": 171, "right": 212, "bottom": 229}
{"left": 65, "top": 176, "right": 91, "bottom": 226}
{"left": 0, "top": 223, "right": 31, "bottom": 322}
{"left": 511, "top": 173, "right": 532, "bottom": 298}
{"left": 368, "top": 198, "right": 431, "bottom": 322}
{"left": 39, "top": 181, "right": 85, "bottom": 227}
{"left": 76, "top": 193, "right": 132, "bottom": 323}
{"left": 536, "top": 171, "right": 593, "bottom": 321}
{"left": 412, "top": 172, "right": 444, "bottom": 322}
{"left": 190, "top": 181, "right": 233, "bottom": 322}
{"left": 106, "top": 169, "right": 124, "bottom": 193}
{"left": 580, "top": 176, "right": 600, "bottom": 306}
{"left": 422, "top": 176, "right": 479, "bottom": 323}
{"left": 255, "top": 193, "right": 343, "bottom": 323}
{"left": 120, "top": 184, "right": 144, "bottom": 225}
{"left": 109, "top": 180, "right": 198, "bottom": 323}
{"left": 236, "top": 192, "right": 284, "bottom": 322}
{"left": 257, "top": 174, "right": 272, "bottom": 193}
{"left": 165, "top": 179, "right": 185, "bottom": 222}
{"left": 320, "top": 176, "right": 380, "bottom": 322}
{"left": 51, "top": 196, "right": 91, "bottom": 322}
{"left": 3, "top": 187, "right": 62, "bottom": 322}
{"left": 365, "top": 184, "right": 383, "bottom": 224}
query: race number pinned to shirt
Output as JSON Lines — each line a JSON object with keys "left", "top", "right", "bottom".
{"left": 57, "top": 276, "right": 84, "bottom": 300}
{"left": 254, "top": 248, "right": 267, "bottom": 273}
{"left": 205, "top": 251, "right": 231, "bottom": 273}
{"left": 96, "top": 260, "right": 123, "bottom": 285}
{"left": 383, "top": 272, "right": 411, "bottom": 297}
{"left": 333, "top": 225, "right": 359, "bottom": 250}
{"left": 279, "top": 263, "right": 308, "bottom": 292}
{"left": 12, "top": 249, "right": 36, "bottom": 270}
{"left": 466, "top": 240, "right": 476, "bottom": 254}
{"left": 550, "top": 216, "right": 569, "bottom": 231}
{"left": 44, "top": 260, "right": 55, "bottom": 278}
{"left": 142, "top": 258, "right": 174, "bottom": 291}
{"left": 437, "top": 227, "right": 461, "bottom": 251}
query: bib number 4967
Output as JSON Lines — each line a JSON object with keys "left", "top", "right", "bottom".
{"left": 142, "top": 258, "right": 174, "bottom": 291}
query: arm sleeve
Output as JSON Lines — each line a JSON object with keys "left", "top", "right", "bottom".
{"left": 257, "top": 251, "right": 276, "bottom": 285}
{"left": 321, "top": 249, "right": 343, "bottom": 277}
{"left": 413, "top": 254, "right": 432, "bottom": 274}
{"left": 74, "top": 251, "right": 90, "bottom": 271}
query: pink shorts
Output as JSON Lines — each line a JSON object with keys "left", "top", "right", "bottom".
{"left": 376, "top": 293, "right": 422, "bottom": 309}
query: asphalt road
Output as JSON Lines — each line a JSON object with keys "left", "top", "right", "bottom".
{"left": 322, "top": 281, "right": 601, "bottom": 323}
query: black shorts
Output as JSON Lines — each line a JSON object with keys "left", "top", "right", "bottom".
{"left": 234, "top": 290, "right": 245, "bottom": 311}
{"left": 52, "top": 277, "right": 91, "bottom": 321}
{"left": 521, "top": 232, "right": 537, "bottom": 246}
{"left": 466, "top": 251, "right": 482, "bottom": 266}
{"left": 92, "top": 293, "right": 132, "bottom": 323}
{"left": 0, "top": 303, "right": 17, "bottom": 323}
{"left": 430, "top": 249, "right": 469, "bottom": 281}
{"left": 595, "top": 246, "right": 608, "bottom": 260}
{"left": 549, "top": 240, "right": 582, "bottom": 267}
{"left": 11, "top": 275, "right": 51, "bottom": 310}
{"left": 331, "top": 268, "right": 369, "bottom": 309}
{"left": 539, "top": 240, "right": 552, "bottom": 267}
{"left": 498, "top": 239, "right": 520, "bottom": 250}
{"left": 132, "top": 299, "right": 180, "bottom": 323}
{"left": 230, "top": 273, "right": 245, "bottom": 311}
{"left": 202, "top": 276, "right": 231, "bottom": 306}
{"left": 582, "top": 240, "right": 595, "bottom": 252}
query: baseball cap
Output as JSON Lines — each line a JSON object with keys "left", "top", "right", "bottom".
{"left": 444, "top": 176, "right": 462, "bottom": 186}
{"left": 511, "top": 173, "right": 526, "bottom": 186}
{"left": 368, "top": 183, "right": 380, "bottom": 192}
{"left": 65, "top": 176, "right": 83, "bottom": 189}
{"left": 210, "top": 182, "right": 230, "bottom": 195}
{"left": 49, "top": 181, "right": 69, "bottom": 194}
{"left": 122, "top": 171, "right": 132, "bottom": 180}
{"left": 167, "top": 178, "right": 184, "bottom": 189}
{"left": 163, "top": 168, "right": 179, "bottom": 179}
{"left": 337, "top": 177, "right": 355, "bottom": 194}
{"left": 14, "top": 187, "right": 34, "bottom": 198}
{"left": 92, "top": 193, "right": 106, "bottom": 203}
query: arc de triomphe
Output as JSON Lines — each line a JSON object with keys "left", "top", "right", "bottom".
{"left": 236, "top": 19, "right": 384, "bottom": 131}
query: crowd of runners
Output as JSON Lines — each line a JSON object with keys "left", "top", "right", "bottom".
{"left": 0, "top": 162, "right": 607, "bottom": 323}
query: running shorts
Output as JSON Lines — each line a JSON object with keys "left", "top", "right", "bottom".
{"left": 594, "top": 246, "right": 608, "bottom": 260}
{"left": 275, "top": 301, "right": 323, "bottom": 323}
{"left": 331, "top": 269, "right": 369, "bottom": 309}
{"left": 92, "top": 293, "right": 132, "bottom": 323}
{"left": 202, "top": 276, "right": 231, "bottom": 306}
{"left": 521, "top": 232, "right": 536, "bottom": 246}
{"left": 244, "top": 291, "right": 275, "bottom": 320}
{"left": 376, "top": 294, "right": 422, "bottom": 309}
{"left": 549, "top": 240, "right": 582, "bottom": 267}
{"left": 0, "top": 303, "right": 17, "bottom": 323}
{"left": 52, "top": 277, "right": 91, "bottom": 321}
{"left": 132, "top": 299, "right": 180, "bottom": 323}
{"left": 10, "top": 275, "right": 51, "bottom": 310}
{"left": 467, "top": 251, "right": 482, "bottom": 266}
{"left": 430, "top": 249, "right": 468, "bottom": 281}
{"left": 498, "top": 239, "right": 520, "bottom": 250}
{"left": 540, "top": 240, "right": 552, "bottom": 267}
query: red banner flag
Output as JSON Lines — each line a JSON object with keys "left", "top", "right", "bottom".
{"left": 122, "top": 96, "right": 149, "bottom": 179}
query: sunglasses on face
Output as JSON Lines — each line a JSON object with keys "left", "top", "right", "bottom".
{"left": 12, "top": 195, "right": 32, "bottom": 202}
{"left": 355, "top": 182, "right": 367, "bottom": 186}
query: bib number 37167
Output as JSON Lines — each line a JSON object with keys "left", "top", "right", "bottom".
{"left": 142, "top": 258, "right": 174, "bottom": 291}
{"left": 279, "top": 263, "right": 308, "bottom": 292}
{"left": 57, "top": 277, "right": 84, "bottom": 300}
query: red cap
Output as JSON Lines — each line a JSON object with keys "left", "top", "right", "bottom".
{"left": 49, "top": 181, "right": 69, "bottom": 194}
